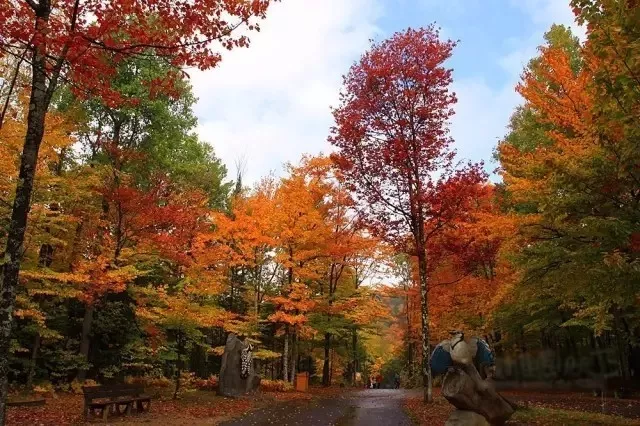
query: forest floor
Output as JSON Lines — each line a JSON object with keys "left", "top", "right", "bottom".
{"left": 8, "top": 386, "right": 640, "bottom": 425}
{"left": 5, "top": 386, "right": 344, "bottom": 426}
{"left": 404, "top": 388, "right": 640, "bottom": 426}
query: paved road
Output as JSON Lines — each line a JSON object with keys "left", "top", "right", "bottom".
{"left": 220, "top": 389, "right": 414, "bottom": 426}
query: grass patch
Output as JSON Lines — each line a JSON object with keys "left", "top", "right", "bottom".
{"left": 403, "top": 395, "right": 640, "bottom": 426}
{"left": 510, "top": 406, "right": 640, "bottom": 426}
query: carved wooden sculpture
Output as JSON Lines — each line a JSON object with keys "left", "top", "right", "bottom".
{"left": 432, "top": 331, "right": 515, "bottom": 425}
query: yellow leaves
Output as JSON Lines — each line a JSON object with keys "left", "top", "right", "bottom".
{"left": 267, "top": 283, "right": 316, "bottom": 326}
{"left": 0, "top": 92, "right": 75, "bottom": 185}
{"left": 603, "top": 250, "right": 627, "bottom": 268}
{"left": 14, "top": 308, "right": 46, "bottom": 325}
{"left": 342, "top": 291, "right": 390, "bottom": 325}
{"left": 268, "top": 311, "right": 308, "bottom": 326}
{"left": 20, "top": 269, "right": 88, "bottom": 285}
{"left": 252, "top": 349, "right": 281, "bottom": 360}
{"left": 209, "top": 346, "right": 226, "bottom": 356}
{"left": 134, "top": 282, "right": 233, "bottom": 332}
{"left": 503, "top": 46, "right": 603, "bottom": 198}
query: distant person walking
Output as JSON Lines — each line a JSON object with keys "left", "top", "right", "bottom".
{"left": 394, "top": 373, "right": 401, "bottom": 389}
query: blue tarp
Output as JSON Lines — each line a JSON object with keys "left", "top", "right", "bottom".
{"left": 474, "top": 338, "right": 495, "bottom": 367}
{"left": 430, "top": 343, "right": 452, "bottom": 376}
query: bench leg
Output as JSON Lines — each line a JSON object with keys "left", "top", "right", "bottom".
{"left": 126, "top": 402, "right": 132, "bottom": 415}
{"left": 136, "top": 400, "right": 150, "bottom": 412}
{"left": 102, "top": 405, "right": 109, "bottom": 422}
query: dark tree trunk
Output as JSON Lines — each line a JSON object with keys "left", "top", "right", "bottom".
{"left": 405, "top": 278, "right": 414, "bottom": 379}
{"left": 173, "top": 332, "right": 185, "bottom": 400}
{"left": 26, "top": 333, "right": 41, "bottom": 389}
{"left": 417, "top": 247, "right": 432, "bottom": 403}
{"left": 322, "top": 333, "right": 331, "bottom": 387}
{"left": 0, "top": 53, "right": 26, "bottom": 130}
{"left": 613, "top": 309, "right": 631, "bottom": 381}
{"left": 282, "top": 327, "right": 289, "bottom": 382}
{"left": 352, "top": 327, "right": 358, "bottom": 385}
{"left": 0, "top": 7, "right": 55, "bottom": 421}
{"left": 290, "top": 328, "right": 297, "bottom": 384}
{"left": 77, "top": 304, "right": 94, "bottom": 382}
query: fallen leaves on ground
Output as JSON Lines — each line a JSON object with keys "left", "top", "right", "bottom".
{"left": 503, "top": 389, "right": 640, "bottom": 420}
{"left": 6, "top": 391, "right": 256, "bottom": 426}
{"left": 6, "top": 393, "right": 84, "bottom": 426}
{"left": 403, "top": 389, "right": 640, "bottom": 426}
{"left": 404, "top": 393, "right": 454, "bottom": 426}
{"left": 5, "top": 386, "right": 350, "bottom": 426}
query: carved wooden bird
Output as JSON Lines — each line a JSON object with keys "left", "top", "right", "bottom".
{"left": 449, "top": 331, "right": 477, "bottom": 366}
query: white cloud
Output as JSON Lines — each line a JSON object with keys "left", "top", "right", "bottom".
{"left": 500, "top": 0, "right": 586, "bottom": 77}
{"left": 191, "top": 0, "right": 382, "bottom": 184}
{"left": 512, "top": 0, "right": 586, "bottom": 40}
{"left": 449, "top": 0, "right": 586, "bottom": 177}
{"left": 191, "top": 0, "right": 586, "bottom": 185}
{"left": 449, "top": 79, "right": 519, "bottom": 171}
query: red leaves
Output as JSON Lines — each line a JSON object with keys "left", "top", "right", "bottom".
{"left": 0, "top": 0, "right": 278, "bottom": 105}
{"left": 329, "top": 25, "right": 487, "bottom": 252}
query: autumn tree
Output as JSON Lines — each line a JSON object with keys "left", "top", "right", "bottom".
{"left": 211, "top": 179, "right": 278, "bottom": 321}
{"left": 0, "top": 1, "right": 276, "bottom": 418}
{"left": 329, "top": 26, "right": 486, "bottom": 401}
{"left": 497, "top": 3, "right": 640, "bottom": 379}
{"left": 271, "top": 158, "right": 331, "bottom": 382}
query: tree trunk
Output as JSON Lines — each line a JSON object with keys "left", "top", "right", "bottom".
{"left": 613, "top": 309, "right": 631, "bottom": 381}
{"left": 173, "top": 332, "right": 184, "bottom": 400}
{"left": 77, "top": 304, "right": 94, "bottom": 382}
{"left": 322, "top": 333, "right": 331, "bottom": 387}
{"left": 290, "top": 328, "right": 297, "bottom": 384}
{"left": 282, "top": 327, "right": 289, "bottom": 382}
{"left": 0, "top": 53, "right": 26, "bottom": 130}
{"left": 352, "top": 327, "right": 358, "bottom": 385}
{"left": 405, "top": 281, "right": 414, "bottom": 379}
{"left": 417, "top": 248, "right": 432, "bottom": 403}
{"left": 26, "top": 333, "right": 41, "bottom": 389}
{"left": 442, "top": 366, "right": 515, "bottom": 424}
{"left": 0, "top": 12, "right": 53, "bottom": 421}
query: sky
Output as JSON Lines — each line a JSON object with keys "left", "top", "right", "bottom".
{"left": 191, "top": 0, "right": 585, "bottom": 185}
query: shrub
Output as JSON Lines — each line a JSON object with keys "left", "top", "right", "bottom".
{"left": 178, "top": 371, "right": 198, "bottom": 393}
{"left": 194, "top": 375, "right": 218, "bottom": 391}
{"left": 125, "top": 375, "right": 172, "bottom": 388}
{"left": 71, "top": 379, "right": 98, "bottom": 394}
{"left": 33, "top": 382, "right": 55, "bottom": 397}
{"left": 260, "top": 379, "right": 293, "bottom": 393}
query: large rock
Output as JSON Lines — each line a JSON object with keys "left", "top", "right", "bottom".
{"left": 445, "top": 410, "right": 490, "bottom": 426}
{"left": 442, "top": 365, "right": 515, "bottom": 425}
{"left": 218, "top": 333, "right": 260, "bottom": 397}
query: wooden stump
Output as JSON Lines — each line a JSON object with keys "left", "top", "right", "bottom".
{"left": 445, "top": 409, "right": 490, "bottom": 426}
{"left": 442, "top": 365, "right": 514, "bottom": 425}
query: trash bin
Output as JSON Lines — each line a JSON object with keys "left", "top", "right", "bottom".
{"left": 295, "top": 372, "right": 309, "bottom": 392}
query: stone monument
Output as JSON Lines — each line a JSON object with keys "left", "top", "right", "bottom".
{"left": 431, "top": 331, "right": 515, "bottom": 426}
{"left": 218, "top": 333, "right": 261, "bottom": 397}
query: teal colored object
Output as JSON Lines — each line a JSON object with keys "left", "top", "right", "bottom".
{"left": 430, "top": 343, "right": 453, "bottom": 376}
{"left": 474, "top": 338, "right": 494, "bottom": 368}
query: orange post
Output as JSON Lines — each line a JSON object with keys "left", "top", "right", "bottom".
{"left": 295, "top": 372, "right": 309, "bottom": 392}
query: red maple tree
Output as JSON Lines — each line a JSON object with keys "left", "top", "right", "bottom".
{"left": 329, "top": 26, "right": 486, "bottom": 402}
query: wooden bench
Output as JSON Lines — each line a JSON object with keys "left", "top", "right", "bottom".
{"left": 82, "top": 384, "right": 151, "bottom": 421}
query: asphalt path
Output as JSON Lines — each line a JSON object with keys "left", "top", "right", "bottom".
{"left": 220, "top": 389, "right": 415, "bottom": 426}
